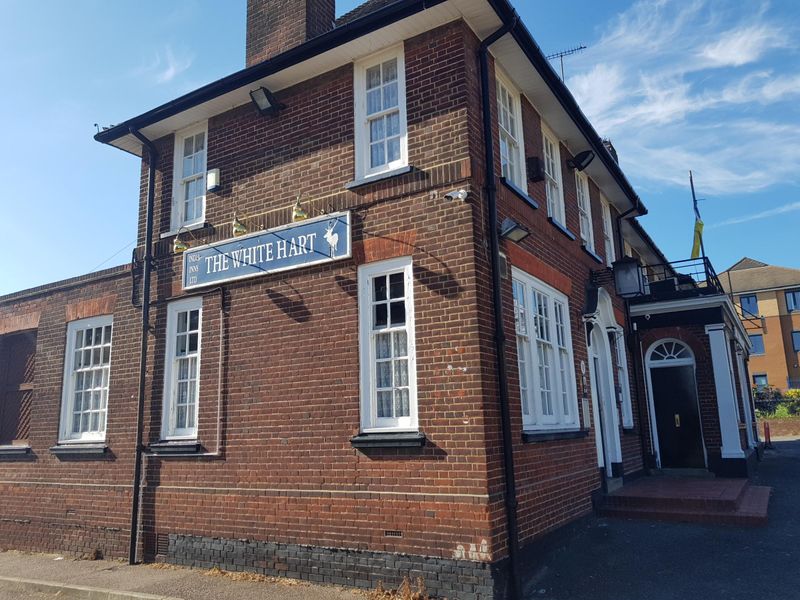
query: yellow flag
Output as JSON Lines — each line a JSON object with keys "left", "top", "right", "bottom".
{"left": 691, "top": 218, "right": 704, "bottom": 259}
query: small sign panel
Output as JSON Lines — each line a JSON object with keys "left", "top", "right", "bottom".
{"left": 182, "top": 211, "right": 351, "bottom": 290}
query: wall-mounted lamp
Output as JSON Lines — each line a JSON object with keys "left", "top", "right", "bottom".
{"left": 249, "top": 86, "right": 286, "bottom": 116}
{"left": 232, "top": 213, "right": 248, "bottom": 237}
{"left": 499, "top": 217, "right": 530, "bottom": 243}
{"left": 292, "top": 196, "right": 308, "bottom": 222}
{"left": 567, "top": 150, "right": 595, "bottom": 171}
{"left": 206, "top": 168, "right": 221, "bottom": 192}
{"left": 173, "top": 233, "right": 189, "bottom": 254}
{"left": 612, "top": 256, "right": 645, "bottom": 297}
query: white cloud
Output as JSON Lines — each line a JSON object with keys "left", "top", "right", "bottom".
{"left": 709, "top": 201, "right": 800, "bottom": 227}
{"left": 133, "top": 45, "right": 193, "bottom": 84}
{"left": 564, "top": 0, "right": 799, "bottom": 195}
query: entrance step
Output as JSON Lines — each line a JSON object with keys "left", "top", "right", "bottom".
{"left": 650, "top": 468, "right": 715, "bottom": 479}
{"left": 599, "top": 477, "right": 771, "bottom": 527}
{"left": 605, "top": 476, "right": 624, "bottom": 493}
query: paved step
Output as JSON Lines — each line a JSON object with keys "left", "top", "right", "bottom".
{"left": 604, "top": 477, "right": 748, "bottom": 512}
{"left": 601, "top": 485, "right": 771, "bottom": 527}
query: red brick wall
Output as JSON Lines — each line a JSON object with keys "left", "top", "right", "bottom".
{"left": 0, "top": 268, "right": 135, "bottom": 558}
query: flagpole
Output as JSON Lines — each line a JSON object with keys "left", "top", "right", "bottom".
{"left": 690, "top": 170, "right": 706, "bottom": 259}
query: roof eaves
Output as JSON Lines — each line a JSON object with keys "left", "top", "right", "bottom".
{"left": 95, "top": 0, "right": 446, "bottom": 146}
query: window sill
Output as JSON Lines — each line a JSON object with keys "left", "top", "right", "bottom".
{"left": 0, "top": 445, "right": 31, "bottom": 458}
{"left": 582, "top": 245, "right": 604, "bottom": 264}
{"left": 522, "top": 429, "right": 589, "bottom": 443}
{"left": 49, "top": 443, "right": 108, "bottom": 457}
{"left": 345, "top": 165, "right": 413, "bottom": 190}
{"left": 148, "top": 440, "right": 202, "bottom": 455}
{"left": 501, "top": 178, "right": 539, "bottom": 209}
{"left": 160, "top": 222, "right": 210, "bottom": 239}
{"left": 350, "top": 432, "right": 426, "bottom": 449}
{"left": 548, "top": 218, "right": 577, "bottom": 241}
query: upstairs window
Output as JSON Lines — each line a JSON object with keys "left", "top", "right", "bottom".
{"left": 496, "top": 72, "right": 526, "bottom": 188}
{"left": 163, "top": 298, "right": 202, "bottom": 439}
{"left": 354, "top": 47, "right": 408, "bottom": 180}
{"left": 740, "top": 294, "right": 758, "bottom": 316}
{"left": 786, "top": 289, "right": 800, "bottom": 312}
{"left": 512, "top": 269, "right": 578, "bottom": 430}
{"left": 542, "top": 124, "right": 565, "bottom": 224}
{"left": 60, "top": 317, "right": 112, "bottom": 442}
{"left": 171, "top": 123, "right": 207, "bottom": 232}
{"left": 749, "top": 334, "right": 765, "bottom": 355}
{"left": 576, "top": 172, "right": 594, "bottom": 251}
{"left": 601, "top": 196, "right": 616, "bottom": 266}
{"left": 358, "top": 257, "right": 418, "bottom": 432}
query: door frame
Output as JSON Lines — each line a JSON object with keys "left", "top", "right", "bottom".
{"left": 588, "top": 325, "right": 622, "bottom": 477}
{"left": 644, "top": 338, "right": 707, "bottom": 469}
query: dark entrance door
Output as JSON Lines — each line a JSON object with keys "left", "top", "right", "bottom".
{"left": 651, "top": 365, "right": 704, "bottom": 469}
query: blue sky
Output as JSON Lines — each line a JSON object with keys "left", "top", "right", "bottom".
{"left": 0, "top": 0, "right": 797, "bottom": 295}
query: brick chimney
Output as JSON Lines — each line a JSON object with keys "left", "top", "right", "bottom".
{"left": 246, "top": 0, "right": 336, "bottom": 67}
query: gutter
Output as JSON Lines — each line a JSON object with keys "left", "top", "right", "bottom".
{"left": 126, "top": 128, "right": 158, "bottom": 565}
{"left": 485, "top": 0, "right": 647, "bottom": 216}
{"left": 479, "top": 16, "right": 522, "bottom": 600}
{"left": 94, "top": 0, "right": 447, "bottom": 148}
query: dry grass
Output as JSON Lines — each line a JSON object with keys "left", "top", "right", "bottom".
{"left": 369, "top": 577, "right": 431, "bottom": 600}
{"left": 202, "top": 565, "right": 305, "bottom": 586}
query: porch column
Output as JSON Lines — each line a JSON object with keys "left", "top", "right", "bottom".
{"left": 705, "top": 324, "right": 745, "bottom": 458}
{"left": 735, "top": 347, "right": 756, "bottom": 448}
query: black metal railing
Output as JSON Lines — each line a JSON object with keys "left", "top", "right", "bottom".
{"left": 639, "top": 256, "right": 724, "bottom": 299}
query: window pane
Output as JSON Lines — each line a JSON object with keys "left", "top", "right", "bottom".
{"left": 390, "top": 301, "right": 406, "bottom": 326}
{"left": 369, "top": 117, "right": 385, "bottom": 143}
{"left": 382, "top": 58, "right": 397, "bottom": 82}
{"left": 177, "top": 311, "right": 188, "bottom": 333}
{"left": 377, "top": 362, "right": 391, "bottom": 388}
{"left": 366, "top": 65, "right": 381, "bottom": 89}
{"left": 394, "top": 359, "right": 409, "bottom": 387}
{"left": 366, "top": 89, "right": 381, "bottom": 115}
{"left": 393, "top": 331, "right": 407, "bottom": 356}
{"left": 376, "top": 333, "right": 391, "bottom": 359}
{"left": 389, "top": 272, "right": 404, "bottom": 299}
{"left": 387, "top": 138, "right": 400, "bottom": 163}
{"left": 383, "top": 82, "right": 398, "bottom": 109}
{"left": 370, "top": 142, "right": 385, "bottom": 169}
{"left": 394, "top": 388, "right": 410, "bottom": 418}
{"left": 377, "top": 391, "right": 392, "bottom": 418}
{"left": 373, "top": 276, "right": 387, "bottom": 301}
{"left": 188, "top": 332, "right": 198, "bottom": 353}
{"left": 749, "top": 334, "right": 765, "bottom": 355}
{"left": 374, "top": 304, "right": 388, "bottom": 329}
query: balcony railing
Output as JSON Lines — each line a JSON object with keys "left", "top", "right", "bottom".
{"left": 636, "top": 256, "right": 724, "bottom": 301}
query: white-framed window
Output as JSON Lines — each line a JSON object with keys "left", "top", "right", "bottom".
{"left": 171, "top": 122, "right": 207, "bottom": 232}
{"left": 358, "top": 257, "right": 418, "bottom": 432}
{"left": 608, "top": 329, "right": 634, "bottom": 428}
{"left": 512, "top": 268, "right": 578, "bottom": 430}
{"left": 354, "top": 46, "right": 408, "bottom": 181}
{"left": 59, "top": 315, "right": 113, "bottom": 442}
{"left": 496, "top": 71, "right": 527, "bottom": 188}
{"left": 542, "top": 124, "right": 565, "bottom": 224}
{"left": 576, "top": 171, "right": 594, "bottom": 251}
{"left": 600, "top": 195, "right": 616, "bottom": 266}
{"left": 162, "top": 297, "right": 202, "bottom": 440}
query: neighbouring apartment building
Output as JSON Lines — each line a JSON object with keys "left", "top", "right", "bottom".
{"left": 721, "top": 257, "right": 800, "bottom": 392}
{"left": 0, "top": 1, "right": 762, "bottom": 598}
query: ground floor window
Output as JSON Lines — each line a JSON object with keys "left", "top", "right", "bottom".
{"left": 163, "top": 297, "right": 202, "bottom": 439}
{"left": 752, "top": 373, "right": 768, "bottom": 389}
{"left": 358, "top": 256, "right": 417, "bottom": 432}
{"left": 60, "top": 316, "right": 112, "bottom": 442}
{"left": 0, "top": 330, "right": 36, "bottom": 446}
{"left": 512, "top": 268, "right": 578, "bottom": 430}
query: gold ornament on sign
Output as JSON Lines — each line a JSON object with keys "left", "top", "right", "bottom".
{"left": 232, "top": 212, "right": 248, "bottom": 237}
{"left": 292, "top": 195, "right": 308, "bottom": 222}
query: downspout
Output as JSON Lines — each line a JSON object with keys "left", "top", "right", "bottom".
{"left": 127, "top": 128, "right": 158, "bottom": 565}
{"left": 615, "top": 201, "right": 652, "bottom": 470}
{"left": 479, "top": 16, "right": 521, "bottom": 600}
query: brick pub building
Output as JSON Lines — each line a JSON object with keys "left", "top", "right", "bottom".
{"left": 0, "top": 1, "right": 763, "bottom": 597}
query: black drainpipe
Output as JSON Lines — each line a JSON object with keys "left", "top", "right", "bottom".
{"left": 479, "top": 16, "right": 521, "bottom": 600}
{"left": 615, "top": 202, "right": 651, "bottom": 470}
{"left": 127, "top": 128, "right": 158, "bottom": 565}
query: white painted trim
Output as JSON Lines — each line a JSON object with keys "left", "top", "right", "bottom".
{"left": 357, "top": 256, "right": 418, "bottom": 433}
{"left": 587, "top": 322, "right": 622, "bottom": 476}
{"left": 643, "top": 338, "right": 708, "bottom": 469}
{"left": 735, "top": 348, "right": 756, "bottom": 448}
{"left": 59, "top": 315, "right": 114, "bottom": 443}
{"left": 575, "top": 171, "right": 594, "bottom": 252}
{"left": 162, "top": 297, "right": 203, "bottom": 441}
{"left": 353, "top": 45, "right": 409, "bottom": 182}
{"left": 705, "top": 324, "right": 746, "bottom": 459}
{"left": 171, "top": 121, "right": 208, "bottom": 233}
{"left": 541, "top": 121, "right": 566, "bottom": 225}
{"left": 495, "top": 68, "right": 527, "bottom": 188}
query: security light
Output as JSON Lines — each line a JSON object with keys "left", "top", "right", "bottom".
{"left": 499, "top": 217, "right": 530, "bottom": 243}
{"left": 567, "top": 150, "right": 595, "bottom": 171}
{"left": 249, "top": 87, "right": 285, "bottom": 116}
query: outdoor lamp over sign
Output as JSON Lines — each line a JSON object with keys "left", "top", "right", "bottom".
{"left": 612, "top": 256, "right": 645, "bottom": 298}
{"left": 499, "top": 217, "right": 530, "bottom": 243}
{"left": 249, "top": 87, "right": 286, "bottom": 116}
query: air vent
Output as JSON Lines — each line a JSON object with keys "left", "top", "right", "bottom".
{"left": 156, "top": 533, "right": 169, "bottom": 556}
{"left": 384, "top": 530, "right": 403, "bottom": 538}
